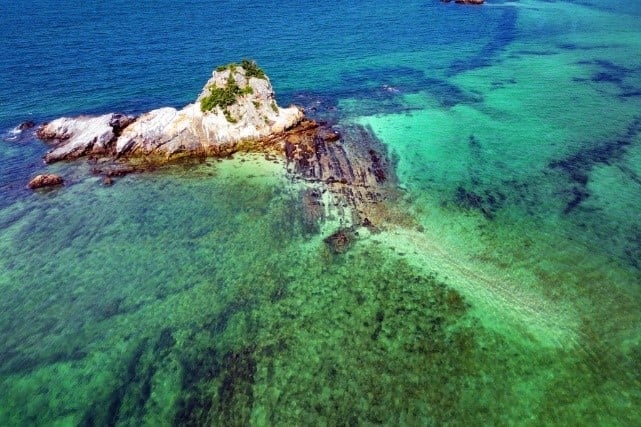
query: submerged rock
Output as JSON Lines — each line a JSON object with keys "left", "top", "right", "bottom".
{"left": 18, "top": 120, "right": 36, "bottom": 131}
{"left": 27, "top": 174, "right": 63, "bottom": 189}
{"left": 324, "top": 228, "right": 357, "bottom": 254}
{"left": 36, "top": 62, "right": 303, "bottom": 164}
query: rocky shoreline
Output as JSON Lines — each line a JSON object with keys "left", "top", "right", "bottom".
{"left": 36, "top": 62, "right": 304, "bottom": 164}
{"left": 28, "top": 62, "right": 400, "bottom": 240}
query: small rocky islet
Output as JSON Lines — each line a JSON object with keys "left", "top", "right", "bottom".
{"left": 31, "top": 60, "right": 400, "bottom": 237}
{"left": 36, "top": 60, "right": 304, "bottom": 164}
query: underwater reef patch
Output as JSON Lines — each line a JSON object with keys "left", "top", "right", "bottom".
{"left": 549, "top": 116, "right": 641, "bottom": 214}
{"left": 447, "top": 7, "right": 517, "bottom": 76}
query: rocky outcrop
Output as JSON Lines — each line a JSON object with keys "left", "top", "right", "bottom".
{"left": 273, "top": 119, "right": 400, "bottom": 232}
{"left": 38, "top": 114, "right": 135, "bottom": 163}
{"left": 18, "top": 121, "right": 36, "bottom": 131}
{"left": 37, "top": 62, "right": 303, "bottom": 163}
{"left": 32, "top": 63, "right": 401, "bottom": 243}
{"left": 27, "top": 174, "right": 63, "bottom": 189}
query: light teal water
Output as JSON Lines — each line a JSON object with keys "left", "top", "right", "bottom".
{"left": 1, "top": 0, "right": 641, "bottom": 424}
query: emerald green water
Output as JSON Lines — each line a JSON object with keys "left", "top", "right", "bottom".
{"left": 2, "top": 154, "right": 639, "bottom": 425}
{"left": 2, "top": 0, "right": 641, "bottom": 424}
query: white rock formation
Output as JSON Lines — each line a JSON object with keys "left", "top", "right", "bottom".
{"left": 38, "top": 114, "right": 134, "bottom": 163}
{"left": 37, "top": 64, "right": 304, "bottom": 162}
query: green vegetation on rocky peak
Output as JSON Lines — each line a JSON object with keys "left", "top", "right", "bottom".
{"left": 200, "top": 73, "right": 256, "bottom": 120}
{"left": 214, "top": 59, "right": 266, "bottom": 80}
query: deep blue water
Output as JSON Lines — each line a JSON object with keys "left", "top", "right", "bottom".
{"left": 0, "top": 0, "right": 513, "bottom": 125}
{"left": 0, "top": 0, "right": 516, "bottom": 207}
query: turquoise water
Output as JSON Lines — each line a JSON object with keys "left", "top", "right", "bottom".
{"left": 1, "top": 0, "right": 641, "bottom": 424}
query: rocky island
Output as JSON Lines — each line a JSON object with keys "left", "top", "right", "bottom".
{"left": 33, "top": 61, "right": 399, "bottom": 237}
{"left": 37, "top": 60, "right": 304, "bottom": 163}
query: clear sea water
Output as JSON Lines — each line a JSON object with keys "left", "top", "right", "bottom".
{"left": 1, "top": 0, "right": 641, "bottom": 424}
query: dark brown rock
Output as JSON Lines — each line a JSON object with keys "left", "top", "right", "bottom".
{"left": 454, "top": 0, "right": 484, "bottom": 4}
{"left": 278, "top": 120, "right": 400, "bottom": 229}
{"left": 318, "top": 127, "right": 341, "bottom": 142}
{"left": 18, "top": 121, "right": 36, "bottom": 131}
{"left": 91, "top": 164, "right": 138, "bottom": 178}
{"left": 27, "top": 174, "right": 63, "bottom": 189}
{"left": 324, "top": 228, "right": 356, "bottom": 254}
{"left": 301, "top": 188, "right": 324, "bottom": 234}
{"left": 108, "top": 113, "right": 136, "bottom": 135}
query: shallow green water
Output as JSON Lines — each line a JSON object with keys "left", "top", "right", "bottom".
{"left": 0, "top": 154, "right": 639, "bottom": 425}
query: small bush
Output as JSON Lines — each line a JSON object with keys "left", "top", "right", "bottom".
{"left": 200, "top": 74, "right": 241, "bottom": 112}
{"left": 223, "top": 109, "right": 238, "bottom": 123}
{"left": 241, "top": 59, "right": 266, "bottom": 79}
{"left": 216, "top": 60, "right": 265, "bottom": 78}
{"left": 270, "top": 101, "right": 278, "bottom": 113}
{"left": 202, "top": 61, "right": 267, "bottom": 115}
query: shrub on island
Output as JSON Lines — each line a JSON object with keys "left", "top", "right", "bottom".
{"left": 200, "top": 59, "right": 267, "bottom": 120}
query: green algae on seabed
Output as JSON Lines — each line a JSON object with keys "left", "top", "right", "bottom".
{"left": 343, "top": 0, "right": 641, "bottom": 421}
{"left": 0, "top": 151, "right": 639, "bottom": 425}
{"left": 0, "top": 154, "right": 296, "bottom": 425}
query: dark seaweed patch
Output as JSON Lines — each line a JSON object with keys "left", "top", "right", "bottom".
{"left": 513, "top": 49, "right": 558, "bottom": 57}
{"left": 174, "top": 344, "right": 258, "bottom": 426}
{"left": 289, "top": 66, "right": 482, "bottom": 121}
{"left": 454, "top": 186, "right": 504, "bottom": 220}
{"left": 621, "top": 90, "right": 641, "bottom": 98}
{"left": 592, "top": 59, "right": 632, "bottom": 75}
{"left": 270, "top": 281, "right": 288, "bottom": 302}
{"left": 173, "top": 299, "right": 261, "bottom": 425}
{"left": 624, "top": 226, "right": 641, "bottom": 270}
{"left": 562, "top": 187, "right": 590, "bottom": 215}
{"left": 324, "top": 228, "right": 357, "bottom": 254}
{"left": 575, "top": 59, "right": 641, "bottom": 98}
{"left": 81, "top": 338, "right": 150, "bottom": 427}
{"left": 549, "top": 117, "right": 641, "bottom": 213}
{"left": 154, "top": 328, "right": 175, "bottom": 354}
{"left": 592, "top": 72, "right": 622, "bottom": 84}
{"left": 448, "top": 135, "right": 506, "bottom": 219}
{"left": 201, "top": 301, "right": 243, "bottom": 335}
{"left": 80, "top": 327, "right": 180, "bottom": 426}
{"left": 0, "top": 338, "right": 88, "bottom": 375}
{"left": 174, "top": 344, "right": 219, "bottom": 425}
{"left": 560, "top": 43, "right": 624, "bottom": 51}
{"left": 217, "top": 347, "right": 257, "bottom": 424}
{"left": 371, "top": 309, "right": 385, "bottom": 341}
{"left": 447, "top": 7, "right": 517, "bottom": 76}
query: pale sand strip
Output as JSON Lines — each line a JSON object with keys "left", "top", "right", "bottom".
{"left": 372, "top": 226, "right": 583, "bottom": 349}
